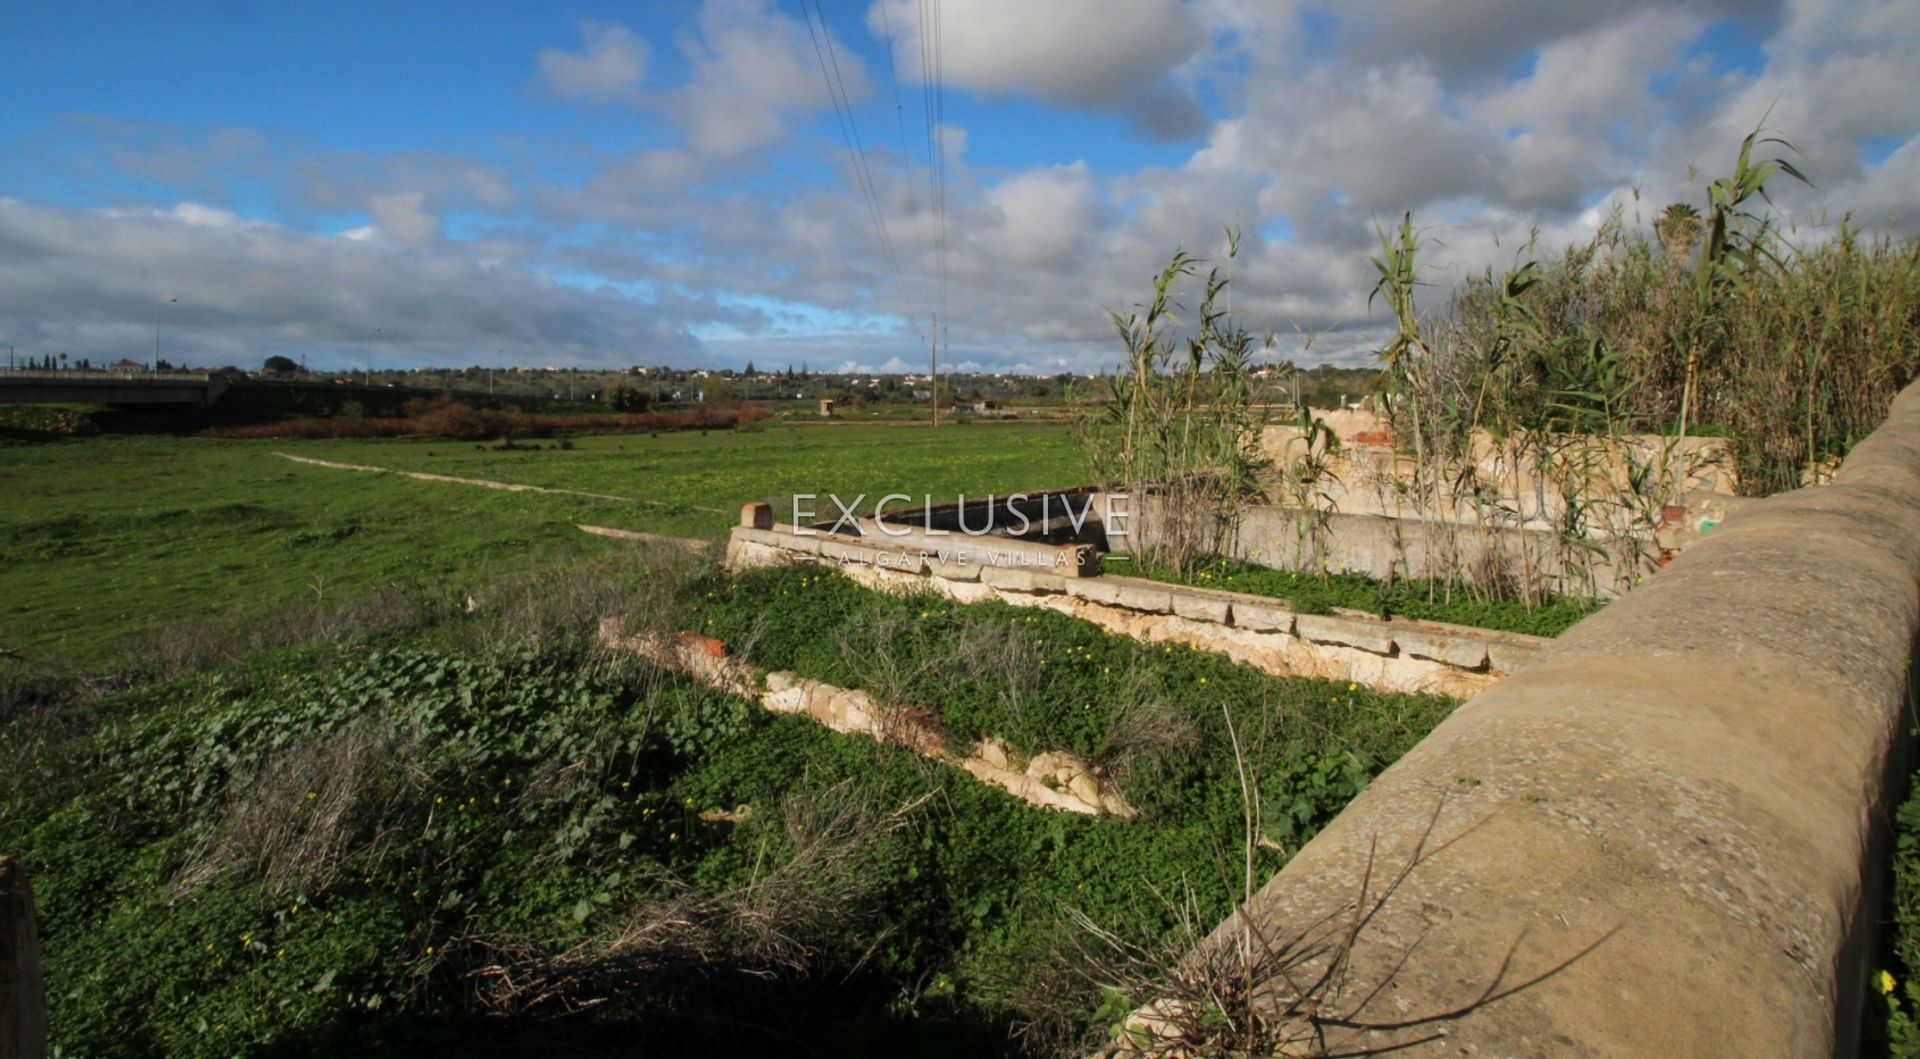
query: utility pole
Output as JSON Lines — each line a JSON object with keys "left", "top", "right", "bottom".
{"left": 153, "top": 297, "right": 177, "bottom": 371}
{"left": 364, "top": 328, "right": 382, "bottom": 386}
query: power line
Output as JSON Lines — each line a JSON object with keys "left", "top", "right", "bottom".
{"left": 915, "top": 0, "right": 950, "bottom": 426}
{"left": 876, "top": 0, "right": 938, "bottom": 370}
{"left": 801, "top": 2, "right": 904, "bottom": 286}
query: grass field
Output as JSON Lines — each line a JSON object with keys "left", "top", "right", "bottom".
{"left": 0, "top": 418, "right": 1455, "bottom": 1056}
{"left": 292, "top": 420, "right": 1086, "bottom": 535}
{"left": 0, "top": 423, "right": 1083, "bottom": 667}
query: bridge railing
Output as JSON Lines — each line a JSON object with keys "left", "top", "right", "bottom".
{"left": 0, "top": 368, "right": 214, "bottom": 384}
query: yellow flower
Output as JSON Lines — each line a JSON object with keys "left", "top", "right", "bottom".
{"left": 1879, "top": 970, "right": 1898, "bottom": 995}
{"left": 1347, "top": 683, "right": 1358, "bottom": 692}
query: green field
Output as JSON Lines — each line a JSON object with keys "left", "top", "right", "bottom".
{"left": 291, "top": 420, "right": 1086, "bottom": 534}
{"left": 0, "top": 418, "right": 1454, "bottom": 1056}
{"left": 0, "top": 423, "right": 1083, "bottom": 667}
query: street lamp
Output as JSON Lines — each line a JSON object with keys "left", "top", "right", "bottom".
{"left": 153, "top": 297, "right": 177, "bottom": 371}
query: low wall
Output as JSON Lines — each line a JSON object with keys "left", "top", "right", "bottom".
{"left": 597, "top": 622, "right": 1133, "bottom": 816}
{"left": 1161, "top": 379, "right": 1920, "bottom": 1055}
{"left": 725, "top": 524, "right": 1546, "bottom": 699}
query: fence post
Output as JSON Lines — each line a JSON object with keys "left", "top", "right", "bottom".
{"left": 0, "top": 857, "right": 46, "bottom": 1059}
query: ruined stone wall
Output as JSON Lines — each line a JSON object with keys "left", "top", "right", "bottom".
{"left": 724, "top": 525, "right": 1545, "bottom": 699}
{"left": 1178, "top": 378, "right": 1920, "bottom": 1056}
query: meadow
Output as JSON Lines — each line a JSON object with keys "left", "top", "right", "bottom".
{"left": 0, "top": 422, "right": 1083, "bottom": 668}
{"left": 0, "top": 420, "right": 1448, "bottom": 1057}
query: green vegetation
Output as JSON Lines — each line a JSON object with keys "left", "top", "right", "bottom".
{"left": 0, "top": 424, "right": 1081, "bottom": 668}
{"left": 0, "top": 436, "right": 641, "bottom": 667}
{"left": 1079, "top": 233, "right": 1269, "bottom": 577}
{"left": 0, "top": 402, "right": 106, "bottom": 436}
{"left": 1401, "top": 130, "right": 1918, "bottom": 498}
{"left": 1873, "top": 770, "right": 1920, "bottom": 1054}
{"left": 293, "top": 421, "right": 1084, "bottom": 535}
{"left": 1113, "top": 555, "right": 1600, "bottom": 637}
{"left": 2, "top": 553, "right": 1453, "bottom": 1057}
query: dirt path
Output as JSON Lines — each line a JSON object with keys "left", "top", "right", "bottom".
{"left": 273, "top": 451, "right": 730, "bottom": 515}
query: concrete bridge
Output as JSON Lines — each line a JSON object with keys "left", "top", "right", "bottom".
{"left": 0, "top": 369, "right": 230, "bottom": 407}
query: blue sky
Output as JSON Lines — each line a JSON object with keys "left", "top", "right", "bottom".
{"left": 2, "top": 0, "right": 1915, "bottom": 373}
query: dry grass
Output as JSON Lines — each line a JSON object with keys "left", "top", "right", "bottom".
{"left": 172, "top": 717, "right": 412, "bottom": 899}
{"left": 1008, "top": 805, "right": 1617, "bottom": 1058}
{"left": 115, "top": 587, "right": 435, "bottom": 684}
{"left": 455, "top": 783, "right": 932, "bottom": 1018}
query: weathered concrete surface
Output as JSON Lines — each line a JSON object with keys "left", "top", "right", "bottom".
{"left": 1184, "top": 381, "right": 1920, "bottom": 1057}
{"left": 0, "top": 857, "right": 46, "bottom": 1059}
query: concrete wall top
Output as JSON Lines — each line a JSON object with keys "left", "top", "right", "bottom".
{"left": 1204, "top": 380, "right": 1920, "bottom": 1056}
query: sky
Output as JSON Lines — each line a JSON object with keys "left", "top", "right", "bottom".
{"left": 2, "top": 0, "right": 1917, "bottom": 375}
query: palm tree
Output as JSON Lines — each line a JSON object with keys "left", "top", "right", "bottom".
{"left": 1656, "top": 202, "right": 1702, "bottom": 261}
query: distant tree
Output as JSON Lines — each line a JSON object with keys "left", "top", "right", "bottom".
{"left": 1657, "top": 202, "right": 1703, "bottom": 260}
{"left": 263, "top": 354, "right": 301, "bottom": 376}
{"left": 745, "top": 360, "right": 756, "bottom": 376}
{"left": 603, "top": 381, "right": 650, "bottom": 413}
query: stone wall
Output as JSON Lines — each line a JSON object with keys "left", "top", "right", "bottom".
{"left": 598, "top": 622, "right": 1132, "bottom": 816}
{"left": 724, "top": 524, "right": 1545, "bottom": 699}
{"left": 1151, "top": 379, "right": 1920, "bottom": 1056}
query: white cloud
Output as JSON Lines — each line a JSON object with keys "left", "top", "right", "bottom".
{"left": 0, "top": 198, "right": 702, "bottom": 368}
{"left": 671, "top": 0, "right": 857, "bottom": 158}
{"left": 13, "top": 0, "right": 1920, "bottom": 377}
{"left": 871, "top": 0, "right": 1209, "bottom": 137}
{"left": 368, "top": 191, "right": 441, "bottom": 248}
{"left": 536, "top": 20, "right": 649, "bottom": 103}
{"left": 983, "top": 163, "right": 1101, "bottom": 268}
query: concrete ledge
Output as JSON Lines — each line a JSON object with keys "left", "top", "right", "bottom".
{"left": 1230, "top": 598, "right": 1296, "bottom": 634}
{"left": 1177, "top": 378, "right": 1920, "bottom": 1056}
{"left": 1170, "top": 588, "right": 1234, "bottom": 624}
{"left": 980, "top": 564, "right": 1068, "bottom": 595}
{"left": 1387, "top": 620, "right": 1491, "bottom": 669}
{"left": 726, "top": 525, "right": 1526, "bottom": 696}
{"left": 1102, "top": 576, "right": 1176, "bottom": 615}
{"left": 1064, "top": 578, "right": 1125, "bottom": 606}
{"left": 1294, "top": 612, "right": 1396, "bottom": 655}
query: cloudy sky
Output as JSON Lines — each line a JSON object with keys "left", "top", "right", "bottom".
{"left": 3, "top": 0, "right": 1916, "bottom": 374}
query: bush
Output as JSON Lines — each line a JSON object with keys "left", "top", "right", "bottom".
{"left": 603, "top": 382, "right": 651, "bottom": 414}
{"left": 197, "top": 397, "right": 765, "bottom": 440}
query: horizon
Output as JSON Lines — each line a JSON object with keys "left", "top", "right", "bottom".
{"left": 3, "top": 0, "right": 1916, "bottom": 376}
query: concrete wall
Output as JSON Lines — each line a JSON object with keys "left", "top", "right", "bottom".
{"left": 1107, "top": 490, "right": 1751, "bottom": 600}
{"left": 1165, "top": 379, "right": 1920, "bottom": 1056}
{"left": 725, "top": 525, "right": 1545, "bottom": 698}
{"left": 0, "top": 371, "right": 227, "bottom": 407}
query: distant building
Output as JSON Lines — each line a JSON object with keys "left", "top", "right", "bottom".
{"left": 112, "top": 358, "right": 146, "bottom": 371}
